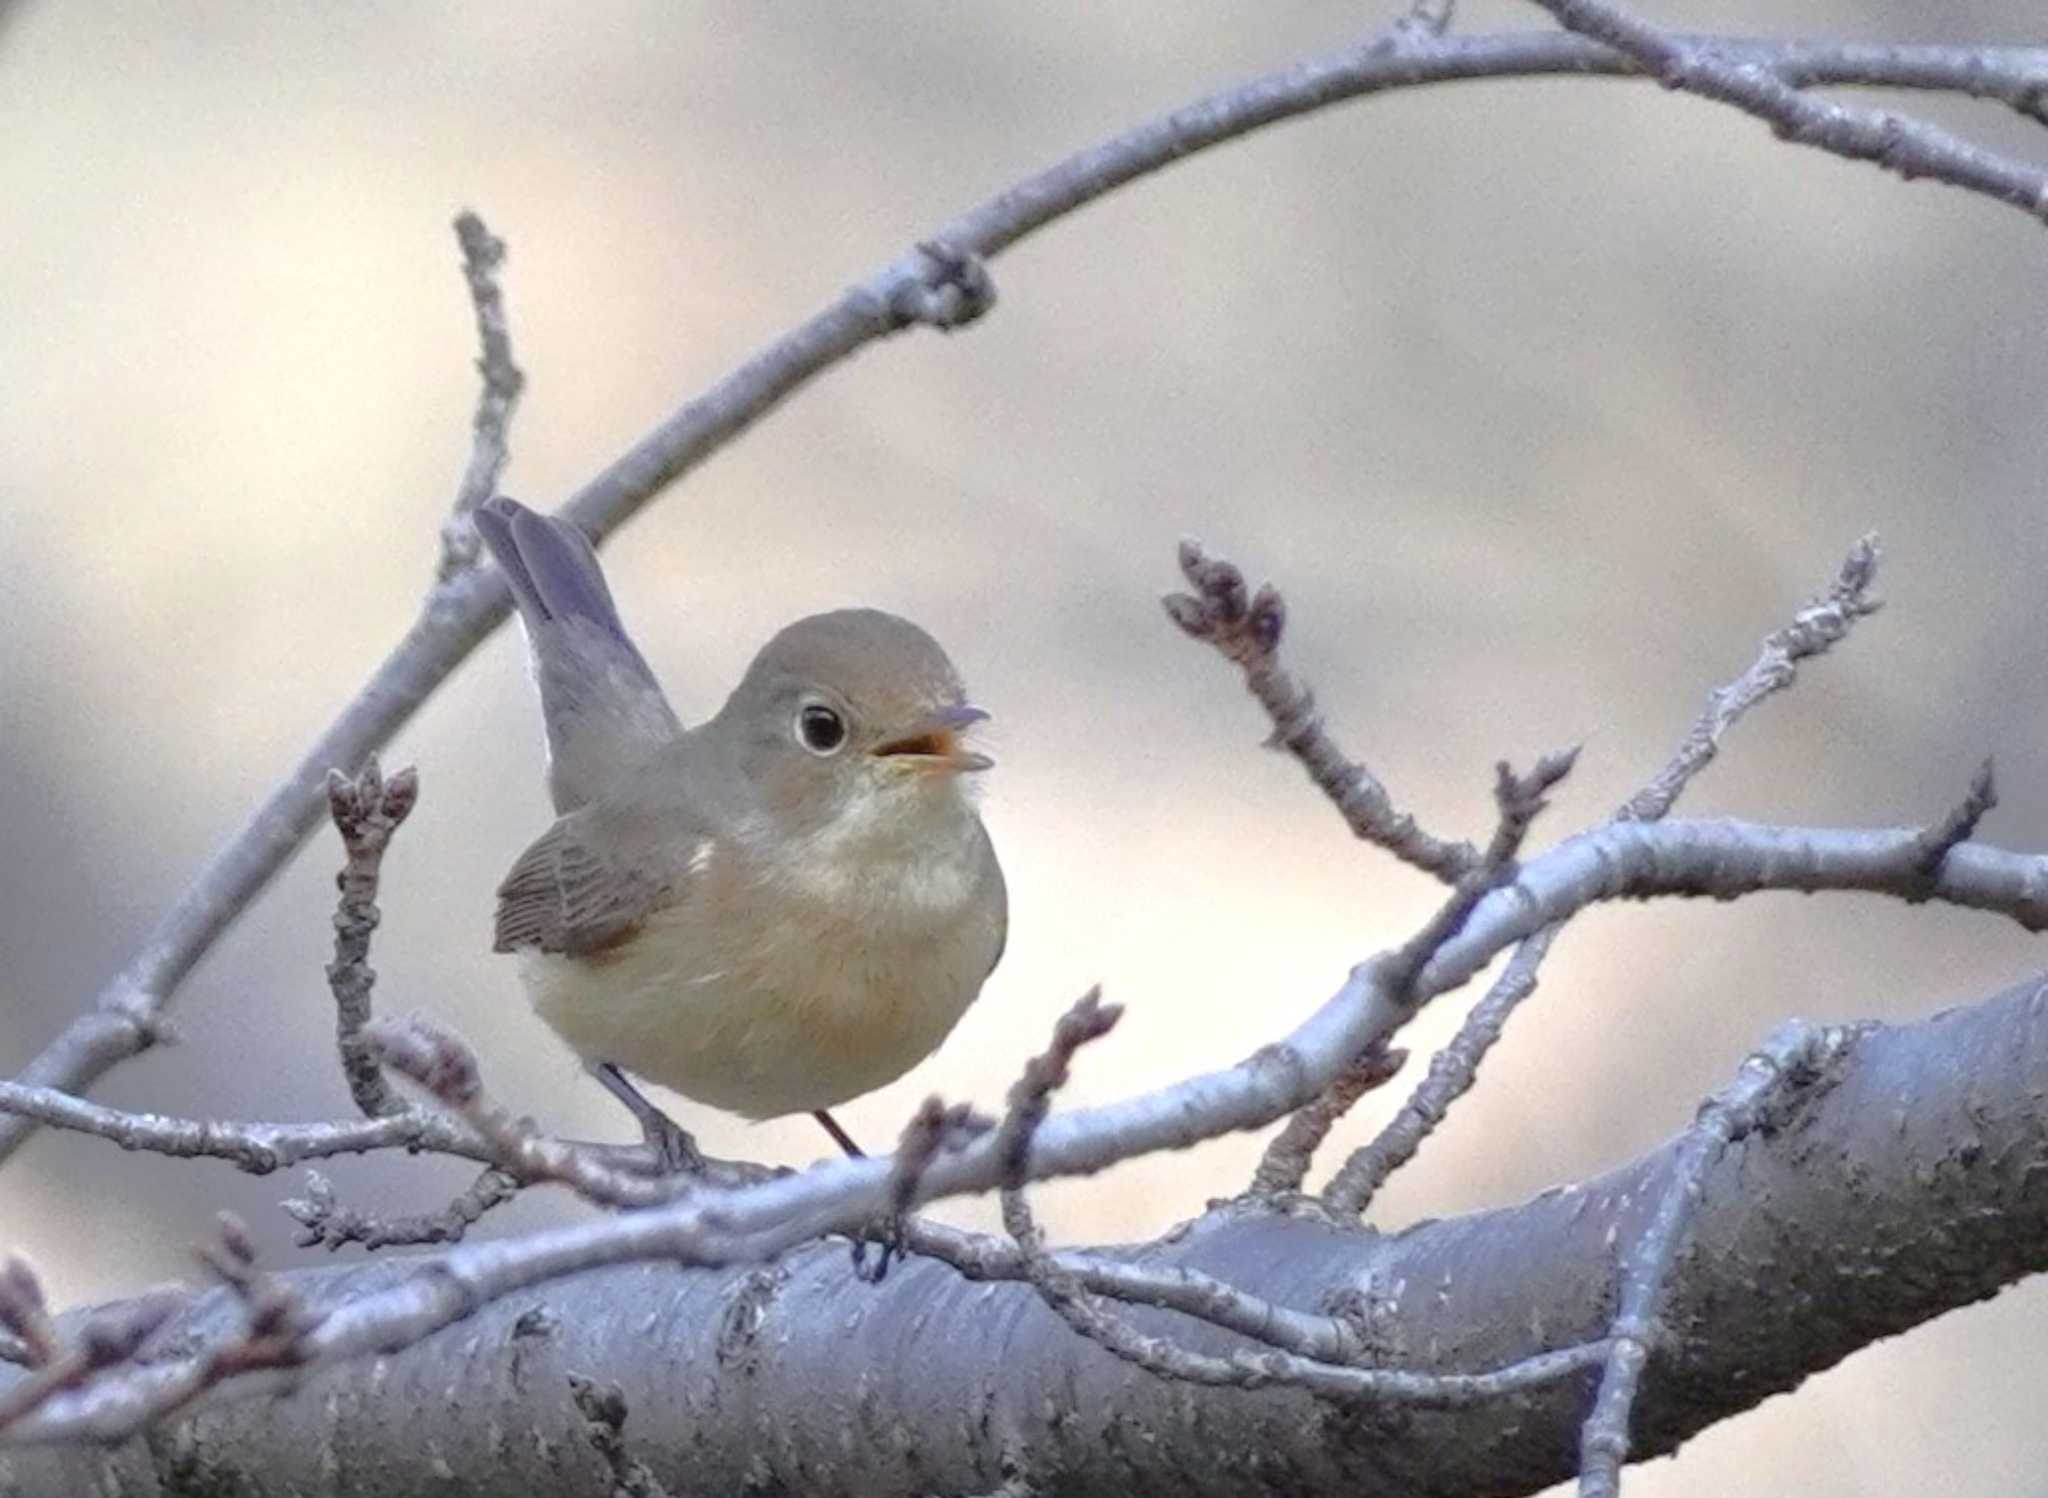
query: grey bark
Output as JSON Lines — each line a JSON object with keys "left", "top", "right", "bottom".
{"left": 4, "top": 972, "right": 2043, "bottom": 1497}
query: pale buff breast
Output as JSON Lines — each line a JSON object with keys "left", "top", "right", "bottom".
{"left": 522, "top": 820, "right": 1003, "bottom": 1119}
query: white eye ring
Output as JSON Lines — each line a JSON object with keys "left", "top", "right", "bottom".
{"left": 795, "top": 702, "right": 848, "bottom": 756}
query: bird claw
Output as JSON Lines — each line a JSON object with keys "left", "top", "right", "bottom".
{"left": 849, "top": 1212, "right": 908, "bottom": 1283}
{"left": 645, "top": 1114, "right": 705, "bottom": 1176}
{"left": 594, "top": 1061, "right": 704, "bottom": 1176}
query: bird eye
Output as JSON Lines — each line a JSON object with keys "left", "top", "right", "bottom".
{"left": 796, "top": 703, "right": 847, "bottom": 755}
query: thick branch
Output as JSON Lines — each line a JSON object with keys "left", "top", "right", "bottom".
{"left": 0, "top": 813, "right": 2042, "bottom": 1451}
{"left": 4, "top": 976, "right": 2043, "bottom": 1495}
{"left": 9, "top": 27, "right": 2044, "bottom": 1164}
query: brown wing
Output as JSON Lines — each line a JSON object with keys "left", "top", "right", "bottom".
{"left": 493, "top": 815, "right": 667, "bottom": 956}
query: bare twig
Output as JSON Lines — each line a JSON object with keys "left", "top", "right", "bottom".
{"left": 1327, "top": 536, "right": 1884, "bottom": 1216}
{"left": 996, "top": 995, "right": 1144, "bottom": 1373}
{"left": 8, "top": 27, "right": 2040, "bottom": 1162}
{"left": 1908, "top": 758, "right": 1998, "bottom": 878}
{"left": 851, "top": 1096, "right": 989, "bottom": 1281}
{"left": 0, "top": 1281, "right": 177, "bottom": 1434}
{"left": 1248, "top": 1042, "right": 1407, "bottom": 1196}
{"left": 1527, "top": 2, "right": 2048, "bottom": 222}
{"left": 1620, "top": 534, "right": 1882, "bottom": 823}
{"left": 992, "top": 989, "right": 1617, "bottom": 1407}
{"left": 906, "top": 1218, "right": 1367, "bottom": 1365}
{"left": 888, "top": 1098, "right": 990, "bottom": 1221}
{"left": 0, "top": 1217, "right": 323, "bottom": 1440}
{"left": 1323, "top": 929, "right": 1554, "bottom": 1212}
{"left": 1165, "top": 540, "right": 1481, "bottom": 883}
{"left": 0, "top": 1082, "right": 468, "bottom": 1173}
{"left": 1384, "top": 750, "right": 1579, "bottom": 985}
{"left": 993, "top": 989, "right": 1122, "bottom": 1187}
{"left": 1309, "top": 753, "right": 1573, "bottom": 1213}
{"left": 285, "top": 1166, "right": 521, "bottom": 1252}
{"left": 437, "top": 210, "right": 526, "bottom": 581}
{"left": 0, "top": 1054, "right": 762, "bottom": 1228}
{"left": 996, "top": 1184, "right": 1612, "bottom": 1403}
{"left": 1577, "top": 1022, "right": 1848, "bottom": 1496}
{"left": 1241, "top": 742, "right": 1571, "bottom": 1202}
{"left": 324, "top": 757, "right": 420, "bottom": 1120}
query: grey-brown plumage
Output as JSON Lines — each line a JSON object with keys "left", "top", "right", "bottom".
{"left": 477, "top": 498, "right": 1006, "bottom": 1129}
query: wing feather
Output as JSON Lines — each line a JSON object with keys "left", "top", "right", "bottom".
{"left": 493, "top": 816, "right": 666, "bottom": 955}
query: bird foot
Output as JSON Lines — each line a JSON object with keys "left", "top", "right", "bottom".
{"left": 594, "top": 1061, "right": 704, "bottom": 1175}
{"left": 849, "top": 1211, "right": 908, "bottom": 1283}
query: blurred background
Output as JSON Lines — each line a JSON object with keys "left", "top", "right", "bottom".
{"left": 5, "top": 2, "right": 2047, "bottom": 1491}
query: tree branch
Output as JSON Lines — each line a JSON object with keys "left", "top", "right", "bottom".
{"left": 1526, "top": 3, "right": 2048, "bottom": 220}
{"left": 4, "top": 975, "right": 2042, "bottom": 1494}
{"left": 1575, "top": 1021, "right": 1845, "bottom": 1496}
{"left": 324, "top": 758, "right": 419, "bottom": 1121}
{"left": 436, "top": 210, "right": 525, "bottom": 582}
{"left": 9, "top": 25, "right": 2041, "bottom": 1164}
{"left": 1323, "top": 533, "right": 1885, "bottom": 1215}
{"left": 1165, "top": 540, "right": 1481, "bottom": 884}
{"left": 284, "top": 1166, "right": 521, "bottom": 1252}
{"left": 0, "top": 805, "right": 2041, "bottom": 1447}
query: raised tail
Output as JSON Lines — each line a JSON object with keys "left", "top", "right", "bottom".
{"left": 476, "top": 497, "right": 683, "bottom": 812}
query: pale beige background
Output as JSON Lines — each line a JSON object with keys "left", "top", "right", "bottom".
{"left": 5, "top": 3, "right": 2048, "bottom": 1492}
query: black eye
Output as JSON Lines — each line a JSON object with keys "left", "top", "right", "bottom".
{"left": 796, "top": 703, "right": 847, "bottom": 755}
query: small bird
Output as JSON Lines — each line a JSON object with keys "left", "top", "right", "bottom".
{"left": 474, "top": 496, "right": 1006, "bottom": 1165}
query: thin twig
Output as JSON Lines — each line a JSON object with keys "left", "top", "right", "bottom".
{"left": 0, "top": 1083, "right": 466, "bottom": 1173}
{"left": 888, "top": 1098, "right": 990, "bottom": 1222}
{"left": 0, "top": 1077, "right": 708, "bottom": 1190}
{"left": 1320, "top": 930, "right": 1554, "bottom": 1211}
{"left": 1908, "top": 758, "right": 1998, "bottom": 878}
{"left": 1384, "top": 751, "right": 1579, "bottom": 986}
{"left": 997, "top": 1182, "right": 1612, "bottom": 1403}
{"left": 0, "top": 1217, "right": 322, "bottom": 1440}
{"left": 0, "top": 1283, "right": 177, "bottom": 1434}
{"left": 991, "top": 989, "right": 1618, "bottom": 1407}
{"left": 1326, "top": 536, "right": 1884, "bottom": 1216}
{"left": 904, "top": 1218, "right": 1362, "bottom": 1363}
{"left": 1165, "top": 539, "right": 1481, "bottom": 883}
{"left": 324, "top": 757, "right": 419, "bottom": 1120}
{"left": 1576, "top": 1022, "right": 1848, "bottom": 1496}
{"left": 1248, "top": 1043, "right": 1407, "bottom": 1196}
{"left": 285, "top": 1167, "right": 521, "bottom": 1252}
{"left": 1310, "top": 754, "right": 1574, "bottom": 1213}
{"left": 437, "top": 210, "right": 526, "bottom": 581}
{"left": 1620, "top": 534, "right": 1882, "bottom": 824}
{"left": 851, "top": 1097, "right": 990, "bottom": 1281}
{"left": 1526, "top": 1, "right": 2048, "bottom": 221}
{"left": 7, "top": 26, "right": 2039, "bottom": 1161}
{"left": 993, "top": 989, "right": 1122, "bottom": 1187}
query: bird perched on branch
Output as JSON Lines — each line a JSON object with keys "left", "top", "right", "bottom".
{"left": 475, "top": 496, "right": 1006, "bottom": 1166}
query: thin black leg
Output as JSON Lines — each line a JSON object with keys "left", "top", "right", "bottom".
{"left": 595, "top": 1062, "right": 703, "bottom": 1174}
{"left": 812, "top": 1108, "right": 865, "bottom": 1158}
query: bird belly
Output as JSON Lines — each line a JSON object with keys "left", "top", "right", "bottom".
{"left": 521, "top": 892, "right": 992, "bottom": 1120}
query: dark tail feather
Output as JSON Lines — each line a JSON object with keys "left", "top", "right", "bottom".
{"left": 476, "top": 496, "right": 630, "bottom": 643}
{"left": 475, "top": 497, "right": 682, "bottom": 811}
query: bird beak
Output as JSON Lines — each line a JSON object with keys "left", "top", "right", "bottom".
{"left": 871, "top": 704, "right": 993, "bottom": 773}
